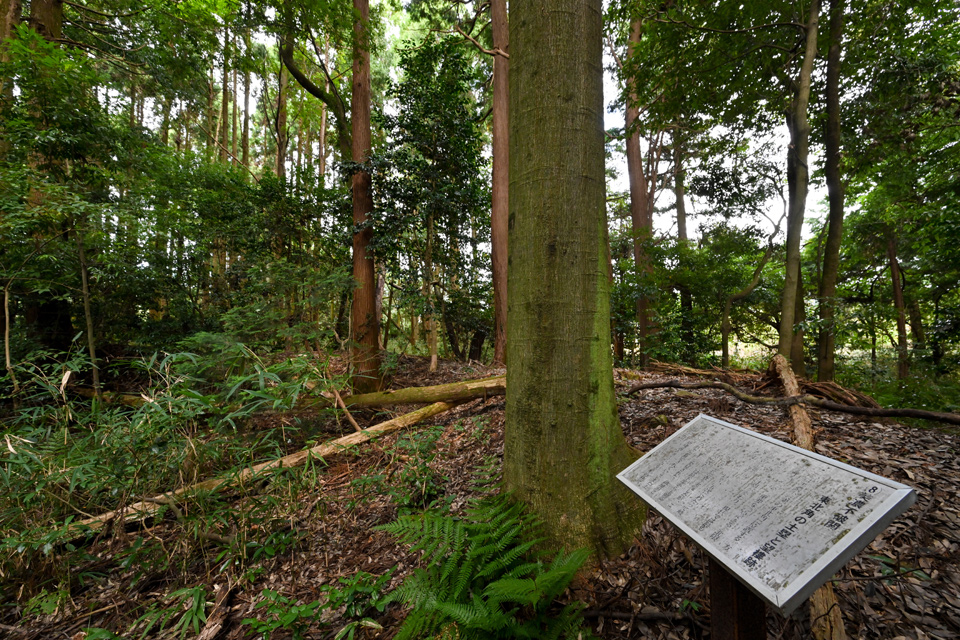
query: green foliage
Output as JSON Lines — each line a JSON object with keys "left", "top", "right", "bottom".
{"left": 376, "top": 493, "right": 590, "bottom": 640}
{"left": 349, "top": 424, "right": 448, "bottom": 513}
{"left": 241, "top": 571, "right": 391, "bottom": 640}
{"left": 371, "top": 34, "right": 492, "bottom": 360}
{"left": 129, "top": 585, "right": 209, "bottom": 640}
{"left": 243, "top": 589, "right": 322, "bottom": 640}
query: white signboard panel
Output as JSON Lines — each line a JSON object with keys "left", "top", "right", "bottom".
{"left": 617, "top": 414, "right": 916, "bottom": 615}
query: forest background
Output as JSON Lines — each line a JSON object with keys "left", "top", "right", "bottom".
{"left": 1, "top": 0, "right": 959, "bottom": 637}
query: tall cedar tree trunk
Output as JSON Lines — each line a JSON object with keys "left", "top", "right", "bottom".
{"left": 887, "top": 237, "right": 909, "bottom": 379}
{"left": 275, "top": 59, "right": 288, "bottom": 180}
{"left": 490, "top": 0, "right": 509, "bottom": 365}
{"left": 778, "top": 0, "right": 820, "bottom": 359}
{"left": 624, "top": 18, "right": 654, "bottom": 366}
{"left": 817, "top": 0, "right": 845, "bottom": 381}
{"left": 506, "top": 0, "right": 645, "bottom": 556}
{"left": 350, "top": 0, "right": 381, "bottom": 392}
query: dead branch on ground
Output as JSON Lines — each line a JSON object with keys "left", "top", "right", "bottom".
{"left": 66, "top": 400, "right": 467, "bottom": 540}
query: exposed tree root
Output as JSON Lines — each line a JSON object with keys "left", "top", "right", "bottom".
{"left": 625, "top": 379, "right": 960, "bottom": 426}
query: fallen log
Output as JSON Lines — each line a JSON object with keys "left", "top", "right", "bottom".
{"left": 625, "top": 379, "right": 960, "bottom": 426}
{"left": 72, "top": 386, "right": 147, "bottom": 407}
{"left": 325, "top": 374, "right": 505, "bottom": 409}
{"left": 770, "top": 354, "right": 816, "bottom": 450}
{"left": 67, "top": 399, "right": 467, "bottom": 539}
{"left": 769, "top": 355, "right": 846, "bottom": 640}
{"left": 72, "top": 374, "right": 507, "bottom": 412}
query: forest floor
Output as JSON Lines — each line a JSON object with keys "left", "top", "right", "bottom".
{"left": 4, "top": 355, "right": 960, "bottom": 640}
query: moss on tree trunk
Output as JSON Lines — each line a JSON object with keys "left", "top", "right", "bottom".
{"left": 505, "top": 0, "right": 645, "bottom": 558}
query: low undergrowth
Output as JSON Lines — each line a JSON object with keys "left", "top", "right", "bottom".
{"left": 0, "top": 340, "right": 345, "bottom": 603}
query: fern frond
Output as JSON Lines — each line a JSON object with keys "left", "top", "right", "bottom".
{"left": 381, "top": 490, "right": 591, "bottom": 640}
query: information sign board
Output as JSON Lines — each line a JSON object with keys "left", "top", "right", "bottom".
{"left": 617, "top": 414, "right": 916, "bottom": 615}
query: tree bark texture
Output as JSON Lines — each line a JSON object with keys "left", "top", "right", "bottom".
{"left": 490, "top": 0, "right": 509, "bottom": 366}
{"left": 350, "top": 0, "right": 381, "bottom": 393}
{"left": 506, "top": 0, "right": 645, "bottom": 557}
{"left": 28, "top": 0, "right": 61, "bottom": 40}
{"left": 778, "top": 0, "right": 819, "bottom": 358}
{"left": 0, "top": 0, "right": 18, "bottom": 55}
{"left": 817, "top": 0, "right": 845, "bottom": 382}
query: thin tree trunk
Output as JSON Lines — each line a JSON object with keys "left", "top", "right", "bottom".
{"left": 220, "top": 31, "right": 230, "bottom": 163}
{"left": 490, "top": 0, "right": 509, "bottom": 366}
{"left": 76, "top": 229, "right": 100, "bottom": 394}
{"left": 350, "top": 0, "right": 381, "bottom": 392}
{"left": 778, "top": 0, "right": 820, "bottom": 358}
{"left": 207, "top": 65, "right": 216, "bottom": 158}
{"left": 887, "top": 237, "right": 909, "bottom": 379}
{"left": 231, "top": 68, "right": 238, "bottom": 163}
{"left": 275, "top": 58, "right": 289, "bottom": 180}
{"left": 624, "top": 18, "right": 653, "bottom": 367}
{"left": 242, "top": 69, "right": 250, "bottom": 171}
{"left": 382, "top": 281, "right": 393, "bottom": 351}
{"left": 3, "top": 283, "right": 18, "bottom": 396}
{"left": 160, "top": 98, "right": 172, "bottom": 146}
{"left": 129, "top": 82, "right": 137, "bottom": 130}
{"left": 674, "top": 132, "right": 694, "bottom": 357}
{"left": 674, "top": 133, "right": 688, "bottom": 242}
{"left": 506, "top": 0, "right": 645, "bottom": 556}
{"left": 722, "top": 245, "right": 775, "bottom": 368}
{"left": 906, "top": 293, "right": 925, "bottom": 350}
{"left": 791, "top": 275, "right": 806, "bottom": 374}
{"left": 425, "top": 213, "right": 438, "bottom": 371}
{"left": 817, "top": 0, "right": 845, "bottom": 382}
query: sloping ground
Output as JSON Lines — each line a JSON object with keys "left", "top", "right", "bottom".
{"left": 4, "top": 358, "right": 958, "bottom": 640}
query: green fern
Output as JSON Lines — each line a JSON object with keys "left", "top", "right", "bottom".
{"left": 376, "top": 492, "right": 591, "bottom": 640}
